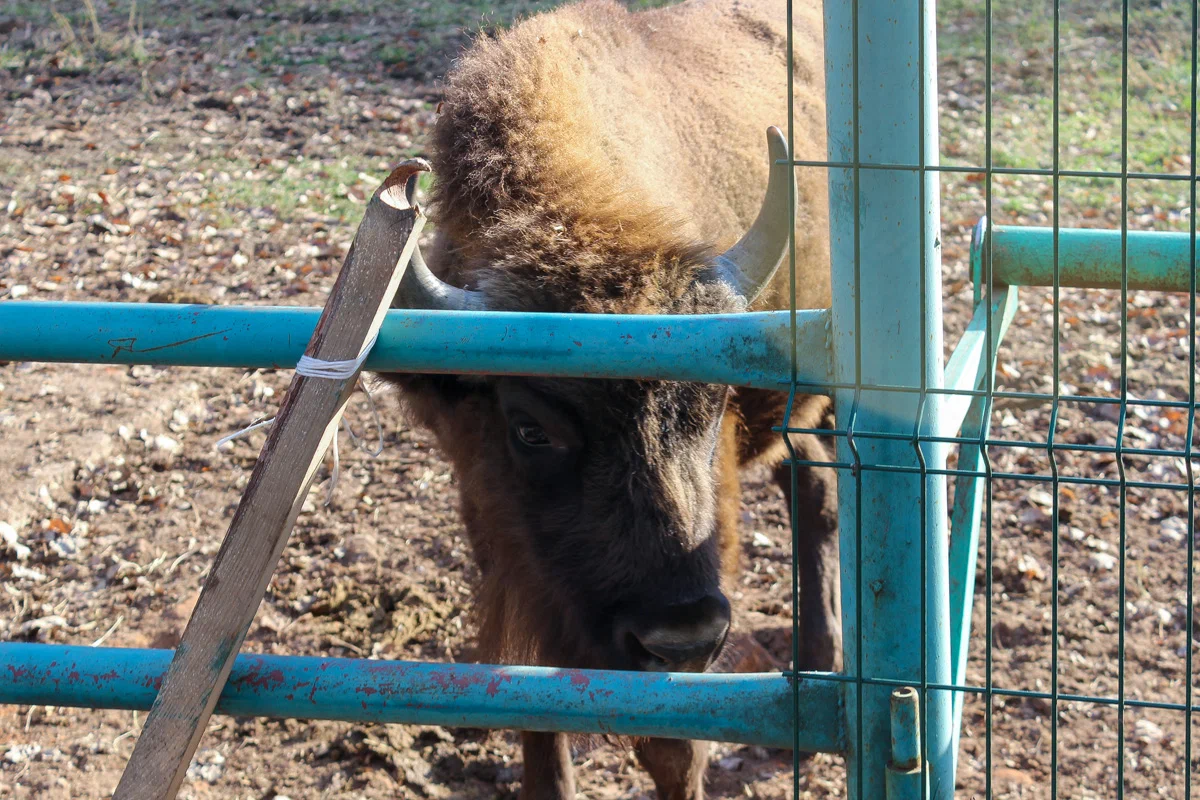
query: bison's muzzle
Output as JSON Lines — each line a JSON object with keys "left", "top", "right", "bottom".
{"left": 612, "top": 592, "right": 731, "bottom": 673}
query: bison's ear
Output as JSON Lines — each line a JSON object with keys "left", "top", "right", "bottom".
{"left": 701, "top": 126, "right": 794, "bottom": 303}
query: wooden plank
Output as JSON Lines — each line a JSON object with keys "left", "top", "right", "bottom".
{"left": 111, "top": 160, "right": 428, "bottom": 800}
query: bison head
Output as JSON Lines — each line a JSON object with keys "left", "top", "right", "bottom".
{"left": 384, "top": 128, "right": 793, "bottom": 674}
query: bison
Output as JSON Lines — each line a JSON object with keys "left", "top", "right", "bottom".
{"left": 382, "top": 0, "right": 839, "bottom": 797}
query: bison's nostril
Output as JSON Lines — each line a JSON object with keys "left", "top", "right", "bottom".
{"left": 623, "top": 631, "right": 669, "bottom": 669}
{"left": 615, "top": 593, "right": 731, "bottom": 672}
{"left": 635, "top": 625, "right": 729, "bottom": 668}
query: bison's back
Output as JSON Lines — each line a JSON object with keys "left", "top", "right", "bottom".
{"left": 432, "top": 0, "right": 828, "bottom": 311}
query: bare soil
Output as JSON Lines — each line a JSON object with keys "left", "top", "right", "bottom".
{"left": 1, "top": 2, "right": 1195, "bottom": 799}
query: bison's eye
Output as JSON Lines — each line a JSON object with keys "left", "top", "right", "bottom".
{"left": 498, "top": 386, "right": 581, "bottom": 458}
{"left": 514, "top": 421, "right": 552, "bottom": 448}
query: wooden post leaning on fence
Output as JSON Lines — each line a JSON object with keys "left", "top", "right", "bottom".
{"left": 111, "top": 160, "right": 429, "bottom": 800}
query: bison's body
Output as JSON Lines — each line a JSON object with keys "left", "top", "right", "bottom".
{"left": 385, "top": 2, "right": 839, "bottom": 797}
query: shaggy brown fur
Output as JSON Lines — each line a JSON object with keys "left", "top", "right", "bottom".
{"left": 426, "top": 0, "right": 828, "bottom": 310}
{"left": 384, "top": 1, "right": 839, "bottom": 798}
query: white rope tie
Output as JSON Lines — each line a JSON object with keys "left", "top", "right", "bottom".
{"left": 216, "top": 333, "right": 387, "bottom": 504}
{"left": 294, "top": 333, "right": 377, "bottom": 380}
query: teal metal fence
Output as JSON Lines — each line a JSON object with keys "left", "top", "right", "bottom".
{"left": 1, "top": 0, "right": 1197, "bottom": 797}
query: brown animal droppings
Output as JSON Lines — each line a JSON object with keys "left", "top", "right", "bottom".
{"left": 992, "top": 767, "right": 1037, "bottom": 786}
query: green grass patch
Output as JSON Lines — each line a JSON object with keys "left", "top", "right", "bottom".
{"left": 939, "top": 0, "right": 1193, "bottom": 224}
{"left": 1, "top": 0, "right": 153, "bottom": 73}
{"left": 200, "top": 157, "right": 391, "bottom": 227}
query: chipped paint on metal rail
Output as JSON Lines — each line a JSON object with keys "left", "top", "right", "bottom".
{"left": 0, "top": 644, "right": 843, "bottom": 752}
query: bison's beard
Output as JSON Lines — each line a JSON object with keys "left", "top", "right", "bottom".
{"left": 470, "top": 556, "right": 612, "bottom": 671}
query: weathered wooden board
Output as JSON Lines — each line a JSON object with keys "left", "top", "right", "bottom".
{"left": 111, "top": 161, "right": 428, "bottom": 800}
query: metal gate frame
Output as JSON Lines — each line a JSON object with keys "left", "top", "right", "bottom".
{"left": 1, "top": 0, "right": 1196, "bottom": 796}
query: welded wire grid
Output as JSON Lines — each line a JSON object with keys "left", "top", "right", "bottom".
{"left": 780, "top": 0, "right": 1198, "bottom": 797}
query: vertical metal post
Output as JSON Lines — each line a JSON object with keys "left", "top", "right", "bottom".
{"left": 822, "top": 0, "right": 953, "bottom": 796}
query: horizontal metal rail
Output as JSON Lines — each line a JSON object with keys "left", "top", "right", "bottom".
{"left": 0, "top": 301, "right": 831, "bottom": 391}
{"left": 972, "top": 218, "right": 1197, "bottom": 292}
{"left": 0, "top": 644, "right": 843, "bottom": 752}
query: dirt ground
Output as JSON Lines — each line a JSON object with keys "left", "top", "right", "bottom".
{"left": 0, "top": 1, "right": 1196, "bottom": 798}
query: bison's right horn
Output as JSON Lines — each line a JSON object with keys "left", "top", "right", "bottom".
{"left": 395, "top": 245, "right": 491, "bottom": 311}
{"left": 392, "top": 171, "right": 491, "bottom": 312}
{"left": 703, "top": 126, "right": 794, "bottom": 303}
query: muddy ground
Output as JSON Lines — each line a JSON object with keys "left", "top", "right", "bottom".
{"left": 0, "top": 1, "right": 1196, "bottom": 798}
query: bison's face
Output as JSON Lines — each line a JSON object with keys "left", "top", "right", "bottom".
{"left": 385, "top": 127, "right": 798, "bottom": 671}
{"left": 402, "top": 371, "right": 735, "bottom": 673}
{"left": 499, "top": 375, "right": 733, "bottom": 672}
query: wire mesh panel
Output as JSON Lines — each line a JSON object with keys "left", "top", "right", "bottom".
{"left": 789, "top": 0, "right": 1198, "bottom": 796}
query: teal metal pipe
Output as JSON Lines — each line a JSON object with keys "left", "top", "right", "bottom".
{"left": 825, "top": 0, "right": 955, "bottom": 795}
{"left": 889, "top": 687, "right": 921, "bottom": 769}
{"left": 971, "top": 217, "right": 1198, "bottom": 292}
{"left": 941, "top": 288, "right": 1019, "bottom": 438}
{"left": 945, "top": 289, "right": 1017, "bottom": 774}
{"left": 0, "top": 644, "right": 842, "bottom": 751}
{"left": 886, "top": 687, "right": 926, "bottom": 799}
{"left": 946, "top": 390, "right": 990, "bottom": 775}
{"left": 0, "top": 301, "right": 831, "bottom": 391}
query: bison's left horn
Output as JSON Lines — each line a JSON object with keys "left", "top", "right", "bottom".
{"left": 705, "top": 126, "right": 794, "bottom": 303}
{"left": 391, "top": 168, "right": 491, "bottom": 312}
